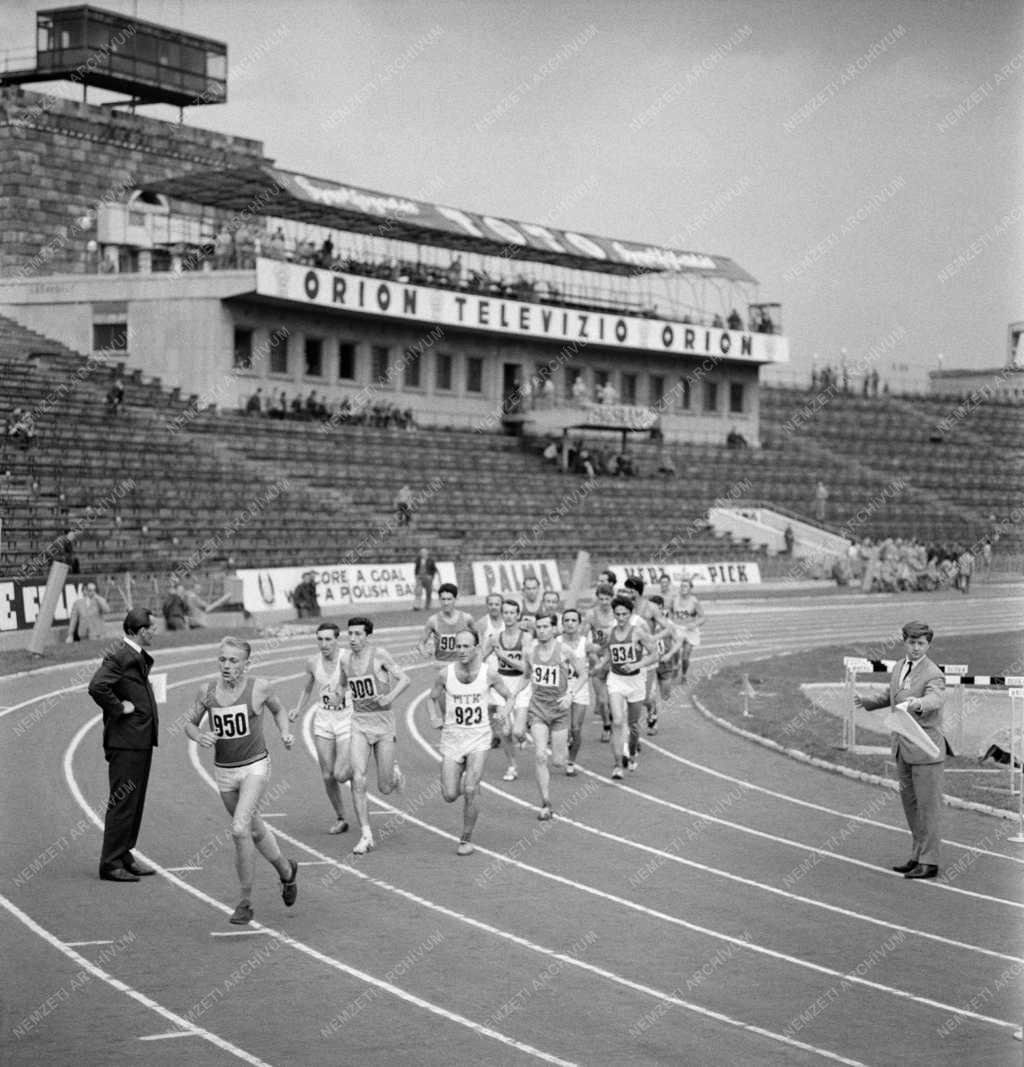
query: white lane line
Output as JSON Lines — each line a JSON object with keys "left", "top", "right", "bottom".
{"left": 644, "top": 737, "right": 1024, "bottom": 866}
{"left": 570, "top": 762, "right": 1024, "bottom": 910}
{"left": 402, "top": 691, "right": 1022, "bottom": 974}
{"left": 139, "top": 1032, "right": 194, "bottom": 1040}
{"left": 64, "top": 716, "right": 578, "bottom": 1067}
{"left": 64, "top": 940, "right": 114, "bottom": 947}
{"left": 151, "top": 710, "right": 870, "bottom": 1067}
{"left": 164, "top": 866, "right": 203, "bottom": 872}
{"left": 0, "top": 893, "right": 272, "bottom": 1066}
{"left": 210, "top": 931, "right": 271, "bottom": 938}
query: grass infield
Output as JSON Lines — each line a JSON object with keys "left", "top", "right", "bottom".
{"left": 691, "top": 629, "right": 1024, "bottom": 812}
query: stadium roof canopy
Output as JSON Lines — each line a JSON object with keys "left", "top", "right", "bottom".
{"left": 144, "top": 165, "right": 758, "bottom": 283}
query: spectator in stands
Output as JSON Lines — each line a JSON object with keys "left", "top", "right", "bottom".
{"left": 315, "top": 235, "right": 334, "bottom": 268}
{"left": 784, "top": 525, "right": 795, "bottom": 556}
{"left": 814, "top": 481, "right": 829, "bottom": 522}
{"left": 106, "top": 376, "right": 125, "bottom": 415}
{"left": 181, "top": 578, "right": 208, "bottom": 628}
{"left": 712, "top": 314, "right": 725, "bottom": 328}
{"left": 292, "top": 571, "right": 321, "bottom": 619}
{"left": 571, "top": 374, "right": 588, "bottom": 406}
{"left": 447, "top": 255, "right": 463, "bottom": 287}
{"left": 8, "top": 408, "right": 37, "bottom": 450}
{"left": 870, "top": 369, "right": 880, "bottom": 397}
{"left": 955, "top": 546, "right": 974, "bottom": 594}
{"left": 980, "top": 537, "right": 993, "bottom": 579}
{"left": 245, "top": 388, "right": 264, "bottom": 416}
{"left": 656, "top": 448, "right": 676, "bottom": 477}
{"left": 727, "top": 308, "right": 744, "bottom": 331}
{"left": 48, "top": 529, "right": 80, "bottom": 573}
{"left": 413, "top": 548, "right": 438, "bottom": 611}
{"left": 542, "top": 437, "right": 560, "bottom": 467}
{"left": 234, "top": 224, "right": 256, "bottom": 269}
{"left": 214, "top": 225, "right": 233, "bottom": 269}
{"left": 162, "top": 580, "right": 190, "bottom": 631}
{"left": 541, "top": 377, "right": 555, "bottom": 407}
{"left": 726, "top": 427, "right": 748, "bottom": 450}
{"left": 599, "top": 380, "right": 618, "bottom": 405}
{"left": 268, "top": 226, "right": 288, "bottom": 261}
{"left": 269, "top": 390, "right": 287, "bottom": 419}
{"left": 395, "top": 484, "right": 414, "bottom": 526}
{"left": 67, "top": 581, "right": 110, "bottom": 642}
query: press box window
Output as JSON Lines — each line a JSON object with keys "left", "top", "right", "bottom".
{"left": 466, "top": 356, "right": 483, "bottom": 394}
{"left": 233, "top": 327, "right": 253, "bottom": 370}
{"left": 93, "top": 322, "right": 127, "bottom": 351}
{"left": 371, "top": 345, "right": 391, "bottom": 385}
{"left": 435, "top": 353, "right": 453, "bottom": 392}
{"left": 304, "top": 337, "right": 323, "bottom": 378}
{"left": 269, "top": 331, "right": 288, "bottom": 375}
{"left": 703, "top": 381, "right": 718, "bottom": 412}
{"left": 729, "top": 382, "right": 745, "bottom": 414}
{"left": 338, "top": 342, "right": 356, "bottom": 381}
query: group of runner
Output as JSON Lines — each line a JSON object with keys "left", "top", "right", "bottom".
{"left": 184, "top": 573, "right": 703, "bottom": 923}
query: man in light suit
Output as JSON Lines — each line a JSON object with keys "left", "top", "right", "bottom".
{"left": 88, "top": 608, "right": 159, "bottom": 882}
{"left": 854, "top": 620, "right": 947, "bottom": 879}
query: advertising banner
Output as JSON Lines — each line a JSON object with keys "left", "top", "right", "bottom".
{"left": 256, "top": 260, "right": 788, "bottom": 365}
{"left": 0, "top": 577, "right": 84, "bottom": 632}
{"left": 471, "top": 559, "right": 563, "bottom": 596}
{"left": 236, "top": 561, "right": 457, "bottom": 613}
{"left": 606, "top": 561, "right": 762, "bottom": 587}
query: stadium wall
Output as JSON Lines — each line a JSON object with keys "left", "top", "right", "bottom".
{"left": 0, "top": 86, "right": 266, "bottom": 279}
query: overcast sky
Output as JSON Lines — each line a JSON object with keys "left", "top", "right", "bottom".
{"left": 4, "top": 0, "right": 1022, "bottom": 389}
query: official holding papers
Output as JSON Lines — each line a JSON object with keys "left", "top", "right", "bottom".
{"left": 853, "top": 620, "right": 948, "bottom": 879}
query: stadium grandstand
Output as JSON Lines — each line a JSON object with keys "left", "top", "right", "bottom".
{"left": 0, "top": 4, "right": 1020, "bottom": 629}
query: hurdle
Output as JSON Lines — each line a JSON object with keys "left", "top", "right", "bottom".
{"left": 841, "top": 658, "right": 967, "bottom": 753}
{"left": 1007, "top": 688, "right": 1024, "bottom": 844}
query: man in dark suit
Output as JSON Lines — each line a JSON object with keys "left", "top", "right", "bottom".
{"left": 854, "top": 620, "right": 947, "bottom": 879}
{"left": 412, "top": 548, "right": 438, "bottom": 611}
{"left": 88, "top": 608, "right": 159, "bottom": 882}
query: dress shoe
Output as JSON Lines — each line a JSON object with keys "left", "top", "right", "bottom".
{"left": 892, "top": 859, "right": 918, "bottom": 874}
{"left": 904, "top": 863, "right": 938, "bottom": 880}
{"left": 125, "top": 862, "right": 156, "bottom": 876}
{"left": 99, "top": 867, "right": 140, "bottom": 883}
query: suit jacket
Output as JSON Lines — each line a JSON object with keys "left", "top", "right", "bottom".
{"left": 88, "top": 640, "right": 158, "bottom": 750}
{"left": 860, "top": 655, "right": 946, "bottom": 764}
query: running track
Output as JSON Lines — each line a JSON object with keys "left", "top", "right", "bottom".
{"left": 2, "top": 589, "right": 1022, "bottom": 1066}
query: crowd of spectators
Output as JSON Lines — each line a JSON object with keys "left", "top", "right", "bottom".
{"left": 4, "top": 408, "right": 38, "bottom": 451}
{"left": 243, "top": 388, "right": 416, "bottom": 429}
{"left": 812, "top": 365, "right": 884, "bottom": 397}
{"left": 542, "top": 436, "right": 639, "bottom": 478}
{"left": 841, "top": 537, "right": 986, "bottom": 593}
{"left": 204, "top": 221, "right": 769, "bottom": 331}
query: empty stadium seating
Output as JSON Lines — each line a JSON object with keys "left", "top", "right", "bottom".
{"left": 1, "top": 313, "right": 1019, "bottom": 588}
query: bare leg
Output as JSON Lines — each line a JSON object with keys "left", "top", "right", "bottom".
{"left": 530, "top": 720, "right": 552, "bottom": 809}
{"left": 314, "top": 735, "right": 346, "bottom": 825}
{"left": 349, "top": 730, "right": 373, "bottom": 838}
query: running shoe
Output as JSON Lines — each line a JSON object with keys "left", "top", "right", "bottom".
{"left": 600, "top": 728, "right": 612, "bottom": 743}
{"left": 565, "top": 762, "right": 577, "bottom": 777}
{"left": 280, "top": 859, "right": 299, "bottom": 906}
{"left": 611, "top": 766, "right": 624, "bottom": 780}
{"left": 646, "top": 715, "right": 658, "bottom": 736}
{"left": 627, "top": 758, "right": 638, "bottom": 773}
{"left": 457, "top": 837, "right": 475, "bottom": 856}
{"left": 502, "top": 766, "right": 518, "bottom": 781}
{"left": 229, "top": 900, "right": 253, "bottom": 925}
{"left": 328, "top": 818, "right": 349, "bottom": 835}
{"left": 537, "top": 803, "right": 553, "bottom": 821}
{"left": 352, "top": 833, "right": 375, "bottom": 855}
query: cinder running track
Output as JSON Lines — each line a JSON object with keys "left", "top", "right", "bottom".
{"left": 2, "top": 588, "right": 1022, "bottom": 1066}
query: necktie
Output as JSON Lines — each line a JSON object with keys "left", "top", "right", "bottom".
{"left": 900, "top": 660, "right": 913, "bottom": 686}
